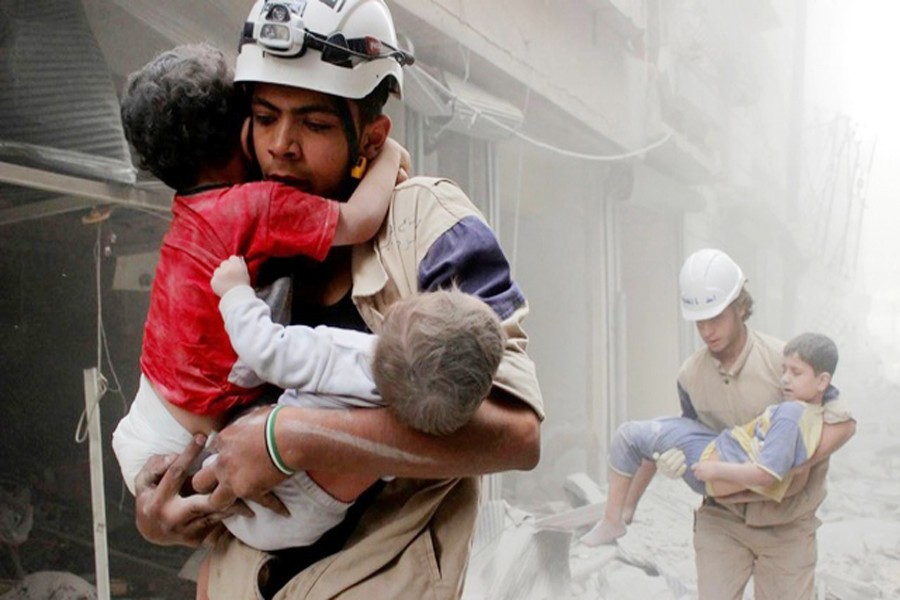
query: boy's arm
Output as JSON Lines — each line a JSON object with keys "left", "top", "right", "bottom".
{"left": 692, "top": 460, "right": 778, "bottom": 492}
{"left": 765, "top": 419, "right": 855, "bottom": 500}
{"left": 711, "top": 418, "right": 856, "bottom": 504}
{"left": 715, "top": 462, "right": 811, "bottom": 503}
{"left": 212, "top": 256, "right": 379, "bottom": 397}
{"left": 332, "top": 139, "right": 406, "bottom": 246}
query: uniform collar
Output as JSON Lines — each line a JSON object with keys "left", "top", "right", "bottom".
{"left": 350, "top": 241, "right": 387, "bottom": 299}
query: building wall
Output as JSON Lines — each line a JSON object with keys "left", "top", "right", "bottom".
{"left": 0, "top": 0, "right": 808, "bottom": 515}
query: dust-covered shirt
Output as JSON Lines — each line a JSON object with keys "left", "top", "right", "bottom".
{"left": 714, "top": 400, "right": 824, "bottom": 501}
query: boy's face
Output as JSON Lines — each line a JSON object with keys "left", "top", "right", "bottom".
{"left": 249, "top": 83, "right": 355, "bottom": 199}
{"left": 781, "top": 352, "right": 830, "bottom": 402}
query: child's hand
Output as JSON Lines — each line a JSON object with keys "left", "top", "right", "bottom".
{"left": 375, "top": 138, "right": 411, "bottom": 184}
{"left": 691, "top": 461, "right": 719, "bottom": 482}
{"left": 396, "top": 143, "right": 411, "bottom": 184}
{"left": 211, "top": 255, "right": 250, "bottom": 297}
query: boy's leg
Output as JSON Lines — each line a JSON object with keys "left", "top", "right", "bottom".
{"left": 581, "top": 469, "right": 631, "bottom": 546}
{"left": 622, "top": 459, "right": 656, "bottom": 524}
{"left": 581, "top": 420, "right": 660, "bottom": 546}
{"left": 306, "top": 471, "right": 379, "bottom": 503}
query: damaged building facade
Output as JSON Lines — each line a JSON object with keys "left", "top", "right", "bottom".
{"left": 0, "top": 0, "right": 873, "bottom": 596}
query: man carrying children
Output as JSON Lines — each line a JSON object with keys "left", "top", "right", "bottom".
{"left": 666, "top": 248, "right": 856, "bottom": 599}
{"left": 130, "top": 1, "right": 543, "bottom": 599}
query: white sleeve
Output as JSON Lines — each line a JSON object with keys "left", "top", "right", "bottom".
{"left": 219, "top": 285, "right": 380, "bottom": 401}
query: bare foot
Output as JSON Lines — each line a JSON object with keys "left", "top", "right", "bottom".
{"left": 622, "top": 506, "right": 635, "bottom": 525}
{"left": 580, "top": 520, "right": 627, "bottom": 546}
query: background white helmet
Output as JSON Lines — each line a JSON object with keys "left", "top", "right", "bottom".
{"left": 679, "top": 248, "right": 747, "bottom": 321}
{"left": 235, "top": 0, "right": 411, "bottom": 99}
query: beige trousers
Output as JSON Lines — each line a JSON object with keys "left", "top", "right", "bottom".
{"left": 693, "top": 503, "right": 819, "bottom": 600}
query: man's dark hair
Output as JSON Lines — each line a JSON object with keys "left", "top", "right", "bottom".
{"left": 356, "top": 78, "right": 392, "bottom": 126}
{"left": 120, "top": 43, "right": 248, "bottom": 191}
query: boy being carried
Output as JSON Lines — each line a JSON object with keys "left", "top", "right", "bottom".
{"left": 206, "top": 255, "right": 505, "bottom": 551}
{"left": 583, "top": 332, "right": 850, "bottom": 546}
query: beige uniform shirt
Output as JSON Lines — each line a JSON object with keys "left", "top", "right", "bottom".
{"left": 678, "top": 328, "right": 839, "bottom": 527}
{"left": 209, "top": 178, "right": 543, "bottom": 599}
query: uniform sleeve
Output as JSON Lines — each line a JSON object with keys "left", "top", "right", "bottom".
{"left": 219, "top": 285, "right": 379, "bottom": 400}
{"left": 678, "top": 381, "right": 699, "bottom": 420}
{"left": 418, "top": 216, "right": 525, "bottom": 319}
{"left": 418, "top": 215, "right": 543, "bottom": 418}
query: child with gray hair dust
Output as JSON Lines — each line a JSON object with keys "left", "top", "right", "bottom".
{"left": 582, "top": 332, "right": 852, "bottom": 546}
{"left": 207, "top": 255, "right": 506, "bottom": 551}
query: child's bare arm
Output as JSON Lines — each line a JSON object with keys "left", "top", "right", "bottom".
{"left": 211, "top": 256, "right": 251, "bottom": 298}
{"left": 692, "top": 460, "right": 777, "bottom": 492}
{"left": 332, "top": 139, "right": 406, "bottom": 246}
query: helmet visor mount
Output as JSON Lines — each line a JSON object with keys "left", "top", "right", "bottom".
{"left": 246, "top": 2, "right": 414, "bottom": 69}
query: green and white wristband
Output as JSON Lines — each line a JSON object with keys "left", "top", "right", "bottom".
{"left": 265, "top": 405, "right": 295, "bottom": 476}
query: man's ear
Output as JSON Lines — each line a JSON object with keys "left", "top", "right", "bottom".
{"left": 359, "top": 114, "right": 392, "bottom": 160}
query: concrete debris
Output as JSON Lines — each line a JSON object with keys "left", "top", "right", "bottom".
{"left": 464, "top": 501, "right": 572, "bottom": 600}
{"left": 0, "top": 571, "right": 96, "bottom": 600}
{"left": 564, "top": 473, "right": 606, "bottom": 507}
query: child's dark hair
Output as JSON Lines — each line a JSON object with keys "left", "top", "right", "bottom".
{"left": 784, "top": 333, "right": 838, "bottom": 376}
{"left": 120, "top": 43, "right": 247, "bottom": 191}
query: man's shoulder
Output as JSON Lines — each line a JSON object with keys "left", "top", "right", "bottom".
{"left": 677, "top": 346, "right": 711, "bottom": 385}
{"left": 392, "top": 177, "right": 484, "bottom": 221}
{"left": 748, "top": 328, "right": 785, "bottom": 355}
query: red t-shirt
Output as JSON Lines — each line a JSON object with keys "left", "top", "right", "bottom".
{"left": 140, "top": 182, "right": 340, "bottom": 415}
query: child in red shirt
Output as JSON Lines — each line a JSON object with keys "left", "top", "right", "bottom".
{"left": 112, "top": 43, "right": 405, "bottom": 494}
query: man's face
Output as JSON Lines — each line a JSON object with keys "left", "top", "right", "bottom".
{"left": 249, "top": 83, "right": 356, "bottom": 198}
{"left": 782, "top": 353, "right": 827, "bottom": 402}
{"left": 695, "top": 304, "right": 744, "bottom": 359}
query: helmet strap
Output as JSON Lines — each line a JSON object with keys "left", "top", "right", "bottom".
{"left": 336, "top": 98, "right": 360, "bottom": 161}
{"left": 336, "top": 97, "right": 364, "bottom": 194}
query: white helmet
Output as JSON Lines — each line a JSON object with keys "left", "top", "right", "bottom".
{"left": 678, "top": 248, "right": 747, "bottom": 321}
{"left": 235, "top": 0, "right": 412, "bottom": 99}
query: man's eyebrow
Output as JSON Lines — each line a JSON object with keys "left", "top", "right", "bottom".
{"left": 291, "top": 104, "right": 339, "bottom": 117}
{"left": 251, "top": 97, "right": 339, "bottom": 116}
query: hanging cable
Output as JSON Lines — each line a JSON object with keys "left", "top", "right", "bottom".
{"left": 75, "top": 223, "right": 109, "bottom": 444}
{"left": 415, "top": 66, "right": 674, "bottom": 161}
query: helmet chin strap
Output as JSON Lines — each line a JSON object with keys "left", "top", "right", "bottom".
{"left": 336, "top": 97, "right": 363, "bottom": 199}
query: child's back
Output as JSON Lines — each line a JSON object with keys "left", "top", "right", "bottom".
{"left": 113, "top": 43, "right": 400, "bottom": 493}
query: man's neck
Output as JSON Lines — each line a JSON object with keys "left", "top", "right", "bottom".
{"left": 294, "top": 246, "right": 353, "bottom": 307}
{"left": 712, "top": 324, "right": 749, "bottom": 370}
